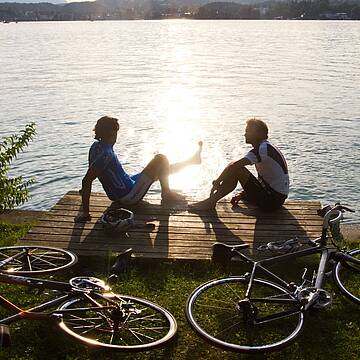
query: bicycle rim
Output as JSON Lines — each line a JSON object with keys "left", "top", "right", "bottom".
{"left": 186, "top": 277, "right": 304, "bottom": 353}
{"left": 333, "top": 248, "right": 360, "bottom": 304}
{"left": 57, "top": 292, "right": 177, "bottom": 351}
{"left": 0, "top": 246, "right": 77, "bottom": 274}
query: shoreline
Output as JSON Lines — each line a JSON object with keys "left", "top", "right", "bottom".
{"left": 1, "top": 209, "right": 359, "bottom": 241}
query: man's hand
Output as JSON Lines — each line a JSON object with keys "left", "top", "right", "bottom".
{"left": 74, "top": 213, "right": 92, "bottom": 223}
{"left": 230, "top": 191, "right": 248, "bottom": 207}
{"left": 231, "top": 194, "right": 242, "bottom": 207}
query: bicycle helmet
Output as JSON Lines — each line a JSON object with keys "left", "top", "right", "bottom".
{"left": 100, "top": 208, "right": 135, "bottom": 233}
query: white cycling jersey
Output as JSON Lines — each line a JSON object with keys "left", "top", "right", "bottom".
{"left": 244, "top": 140, "right": 289, "bottom": 196}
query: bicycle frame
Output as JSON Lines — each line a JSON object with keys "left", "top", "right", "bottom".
{"left": 232, "top": 205, "right": 350, "bottom": 301}
{"left": 233, "top": 243, "right": 337, "bottom": 303}
{"left": 0, "top": 246, "right": 178, "bottom": 352}
{"left": 0, "top": 272, "right": 75, "bottom": 324}
{"left": 185, "top": 204, "right": 358, "bottom": 354}
{"left": 0, "top": 272, "right": 118, "bottom": 326}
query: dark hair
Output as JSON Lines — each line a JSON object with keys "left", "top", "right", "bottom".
{"left": 93, "top": 116, "right": 119, "bottom": 140}
{"left": 246, "top": 118, "right": 268, "bottom": 139}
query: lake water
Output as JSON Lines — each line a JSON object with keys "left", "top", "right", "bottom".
{"left": 0, "top": 20, "right": 359, "bottom": 222}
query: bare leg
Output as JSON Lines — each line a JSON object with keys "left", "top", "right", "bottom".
{"left": 189, "top": 164, "right": 251, "bottom": 210}
{"left": 169, "top": 141, "right": 203, "bottom": 174}
{"left": 142, "top": 142, "right": 203, "bottom": 201}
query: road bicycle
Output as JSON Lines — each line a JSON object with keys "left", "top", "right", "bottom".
{"left": 185, "top": 203, "right": 359, "bottom": 353}
{"left": 0, "top": 246, "right": 177, "bottom": 351}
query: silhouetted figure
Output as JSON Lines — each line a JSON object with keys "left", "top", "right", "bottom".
{"left": 76, "top": 116, "right": 202, "bottom": 222}
{"left": 190, "top": 118, "right": 288, "bottom": 212}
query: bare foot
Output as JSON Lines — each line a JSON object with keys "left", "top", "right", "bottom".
{"left": 161, "top": 190, "right": 186, "bottom": 202}
{"left": 191, "top": 141, "right": 203, "bottom": 165}
{"left": 188, "top": 198, "right": 216, "bottom": 211}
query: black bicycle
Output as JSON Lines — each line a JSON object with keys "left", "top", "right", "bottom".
{"left": 0, "top": 246, "right": 177, "bottom": 351}
{"left": 185, "top": 203, "right": 359, "bottom": 353}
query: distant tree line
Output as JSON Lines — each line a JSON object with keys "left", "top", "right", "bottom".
{"left": 196, "top": 1, "right": 360, "bottom": 19}
{"left": 196, "top": 2, "right": 260, "bottom": 18}
{"left": 1, "top": 0, "right": 360, "bottom": 22}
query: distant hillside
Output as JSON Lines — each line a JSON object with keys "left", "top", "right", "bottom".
{"left": 1, "top": 0, "right": 359, "bottom": 20}
{"left": 1, "top": 0, "right": 65, "bottom": 3}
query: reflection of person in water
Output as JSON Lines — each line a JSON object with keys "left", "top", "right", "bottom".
{"left": 190, "top": 118, "right": 289, "bottom": 212}
{"left": 76, "top": 116, "right": 203, "bottom": 222}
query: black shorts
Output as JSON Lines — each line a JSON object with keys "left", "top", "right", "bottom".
{"left": 243, "top": 173, "right": 287, "bottom": 211}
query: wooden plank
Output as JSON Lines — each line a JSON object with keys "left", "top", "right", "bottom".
{"left": 36, "top": 213, "right": 323, "bottom": 226}
{"left": 58, "top": 192, "right": 322, "bottom": 209}
{"left": 31, "top": 220, "right": 323, "bottom": 234}
{"left": 24, "top": 228, "right": 319, "bottom": 241}
{"left": 45, "top": 212, "right": 322, "bottom": 226}
{"left": 65, "top": 190, "right": 322, "bottom": 206}
{"left": 18, "top": 191, "right": 323, "bottom": 259}
{"left": 24, "top": 224, "right": 320, "bottom": 245}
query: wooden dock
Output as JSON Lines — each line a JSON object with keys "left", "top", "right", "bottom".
{"left": 18, "top": 191, "right": 323, "bottom": 260}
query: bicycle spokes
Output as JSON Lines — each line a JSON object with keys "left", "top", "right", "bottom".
{"left": 58, "top": 293, "right": 176, "bottom": 350}
{"left": 187, "top": 277, "right": 304, "bottom": 351}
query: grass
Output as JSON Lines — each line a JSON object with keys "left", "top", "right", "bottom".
{"left": 0, "top": 222, "right": 32, "bottom": 247}
{"left": 0, "top": 222, "right": 359, "bottom": 359}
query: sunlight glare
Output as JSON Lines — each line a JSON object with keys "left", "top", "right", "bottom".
{"left": 156, "top": 83, "right": 204, "bottom": 194}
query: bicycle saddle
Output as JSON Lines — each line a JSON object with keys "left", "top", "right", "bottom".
{"left": 212, "top": 242, "right": 249, "bottom": 263}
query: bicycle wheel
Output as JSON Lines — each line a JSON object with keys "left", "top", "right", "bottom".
{"left": 57, "top": 292, "right": 177, "bottom": 351}
{"left": 186, "top": 277, "right": 304, "bottom": 353}
{"left": 333, "top": 248, "right": 360, "bottom": 304}
{"left": 0, "top": 246, "right": 77, "bottom": 274}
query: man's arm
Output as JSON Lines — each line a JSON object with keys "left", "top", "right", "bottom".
{"left": 75, "top": 166, "right": 100, "bottom": 222}
{"left": 212, "top": 157, "right": 251, "bottom": 186}
{"left": 231, "top": 157, "right": 251, "bottom": 171}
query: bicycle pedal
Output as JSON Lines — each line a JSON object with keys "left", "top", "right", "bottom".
{"left": 312, "top": 290, "right": 332, "bottom": 309}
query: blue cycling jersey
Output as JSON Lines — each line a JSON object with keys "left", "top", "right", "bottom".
{"left": 88, "top": 141, "right": 140, "bottom": 200}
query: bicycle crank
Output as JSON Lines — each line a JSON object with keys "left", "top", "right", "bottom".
{"left": 297, "top": 287, "right": 332, "bottom": 309}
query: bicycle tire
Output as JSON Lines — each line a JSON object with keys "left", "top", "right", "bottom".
{"left": 57, "top": 292, "right": 177, "bottom": 351}
{"left": 333, "top": 248, "right": 360, "bottom": 305}
{"left": 185, "top": 276, "right": 304, "bottom": 353}
{"left": 0, "top": 246, "right": 77, "bottom": 274}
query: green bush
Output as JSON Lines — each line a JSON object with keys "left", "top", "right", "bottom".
{"left": 0, "top": 123, "right": 36, "bottom": 211}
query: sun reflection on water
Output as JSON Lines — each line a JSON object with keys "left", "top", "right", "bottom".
{"left": 156, "top": 83, "right": 204, "bottom": 195}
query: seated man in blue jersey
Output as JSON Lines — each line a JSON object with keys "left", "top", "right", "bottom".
{"left": 76, "top": 116, "right": 203, "bottom": 222}
{"left": 189, "top": 118, "right": 289, "bottom": 212}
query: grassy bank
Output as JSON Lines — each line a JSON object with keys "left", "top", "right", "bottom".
{"left": 0, "top": 222, "right": 359, "bottom": 359}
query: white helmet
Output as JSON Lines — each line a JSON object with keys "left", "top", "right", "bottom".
{"left": 100, "top": 208, "right": 135, "bottom": 233}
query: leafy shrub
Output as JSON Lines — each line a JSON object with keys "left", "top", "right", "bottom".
{"left": 0, "top": 123, "right": 36, "bottom": 211}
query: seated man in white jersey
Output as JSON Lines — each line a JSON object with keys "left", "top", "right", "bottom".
{"left": 190, "top": 118, "right": 289, "bottom": 212}
{"left": 76, "top": 116, "right": 202, "bottom": 222}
